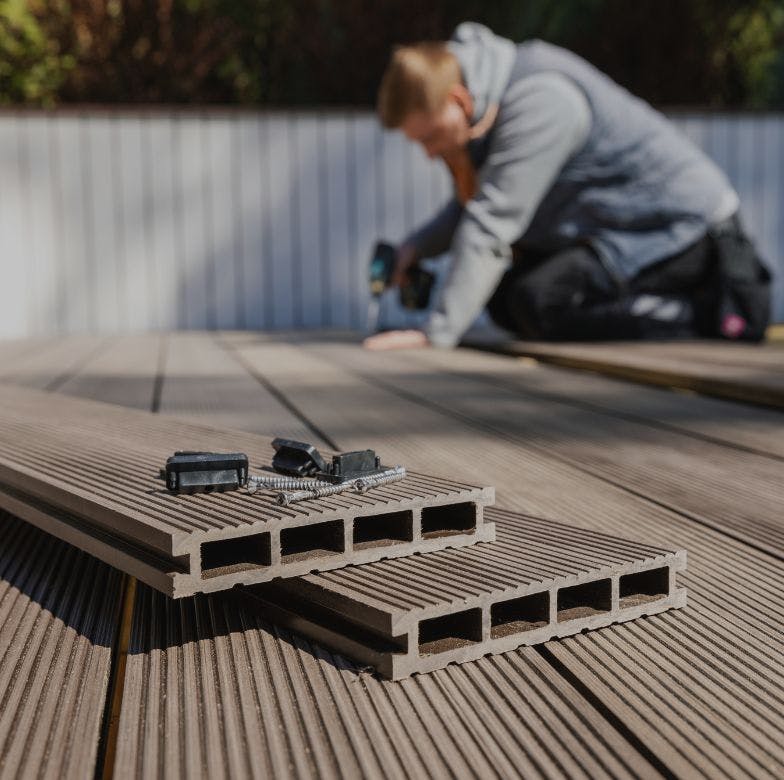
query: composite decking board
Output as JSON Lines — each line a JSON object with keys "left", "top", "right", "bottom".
{"left": 158, "top": 331, "right": 317, "bottom": 441}
{"left": 114, "top": 583, "right": 662, "bottom": 780}
{"left": 592, "top": 339, "right": 784, "bottom": 373}
{"left": 476, "top": 337, "right": 784, "bottom": 375}
{"left": 303, "top": 339, "right": 784, "bottom": 557}
{"left": 291, "top": 510, "right": 676, "bottom": 616}
{"left": 112, "top": 334, "right": 680, "bottom": 776}
{"left": 0, "top": 512, "right": 124, "bottom": 779}
{"left": 0, "top": 334, "right": 109, "bottom": 390}
{"left": 55, "top": 332, "right": 162, "bottom": 409}
{"left": 242, "top": 508, "right": 687, "bottom": 678}
{"left": 427, "top": 343, "right": 784, "bottom": 461}
{"left": 0, "top": 383, "right": 494, "bottom": 596}
{"left": 3, "top": 334, "right": 783, "bottom": 776}
{"left": 228, "top": 337, "right": 784, "bottom": 775}
{"left": 0, "top": 337, "right": 57, "bottom": 369}
{"left": 469, "top": 338, "right": 784, "bottom": 408}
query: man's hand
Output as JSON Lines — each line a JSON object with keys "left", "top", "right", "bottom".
{"left": 391, "top": 242, "right": 420, "bottom": 287}
{"left": 363, "top": 329, "right": 430, "bottom": 351}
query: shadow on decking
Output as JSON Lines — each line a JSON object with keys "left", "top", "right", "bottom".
{"left": 128, "top": 581, "right": 363, "bottom": 678}
{"left": 0, "top": 511, "right": 123, "bottom": 650}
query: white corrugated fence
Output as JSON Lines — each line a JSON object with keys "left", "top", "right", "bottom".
{"left": 0, "top": 109, "right": 781, "bottom": 339}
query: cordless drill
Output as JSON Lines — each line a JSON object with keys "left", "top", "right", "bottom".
{"left": 368, "top": 241, "right": 434, "bottom": 331}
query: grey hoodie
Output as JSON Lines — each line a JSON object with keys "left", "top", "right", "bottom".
{"left": 409, "top": 23, "right": 739, "bottom": 347}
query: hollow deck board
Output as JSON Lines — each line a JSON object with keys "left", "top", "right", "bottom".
{"left": 2, "top": 332, "right": 783, "bottom": 778}
{"left": 0, "top": 384, "right": 494, "bottom": 597}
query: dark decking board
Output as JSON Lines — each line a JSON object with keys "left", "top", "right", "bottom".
{"left": 116, "top": 583, "right": 662, "bottom": 780}
{"left": 467, "top": 337, "right": 784, "bottom": 409}
{"left": 0, "top": 512, "right": 124, "bottom": 779}
{"left": 1, "top": 332, "right": 783, "bottom": 778}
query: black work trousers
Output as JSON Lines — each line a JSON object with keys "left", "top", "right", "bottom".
{"left": 486, "top": 217, "right": 771, "bottom": 341}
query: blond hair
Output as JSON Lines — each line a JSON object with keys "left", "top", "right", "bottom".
{"left": 377, "top": 43, "right": 461, "bottom": 128}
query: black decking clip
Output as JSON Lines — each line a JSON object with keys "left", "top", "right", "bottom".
{"left": 271, "top": 438, "right": 384, "bottom": 484}
{"left": 163, "top": 451, "right": 249, "bottom": 494}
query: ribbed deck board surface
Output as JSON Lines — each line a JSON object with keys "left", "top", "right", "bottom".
{"left": 220, "top": 336, "right": 784, "bottom": 777}
{"left": 116, "top": 584, "right": 661, "bottom": 780}
{"left": 299, "top": 339, "right": 784, "bottom": 557}
{"left": 0, "top": 383, "right": 494, "bottom": 596}
{"left": 470, "top": 337, "right": 784, "bottom": 408}
{"left": 420, "top": 341, "right": 784, "bottom": 460}
{"left": 245, "top": 508, "right": 686, "bottom": 678}
{"left": 287, "top": 510, "right": 679, "bottom": 614}
{"left": 56, "top": 333, "right": 162, "bottom": 409}
{"left": 2, "top": 332, "right": 784, "bottom": 778}
{"left": 159, "top": 332, "right": 318, "bottom": 440}
{"left": 0, "top": 512, "right": 124, "bottom": 779}
{"left": 0, "top": 334, "right": 107, "bottom": 391}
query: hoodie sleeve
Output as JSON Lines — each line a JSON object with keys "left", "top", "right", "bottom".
{"left": 404, "top": 198, "right": 463, "bottom": 259}
{"left": 424, "top": 71, "right": 592, "bottom": 348}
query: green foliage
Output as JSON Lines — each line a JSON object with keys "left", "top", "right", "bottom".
{"left": 0, "top": 0, "right": 782, "bottom": 107}
{"left": 723, "top": 1, "right": 784, "bottom": 107}
{"left": 0, "top": 0, "right": 74, "bottom": 105}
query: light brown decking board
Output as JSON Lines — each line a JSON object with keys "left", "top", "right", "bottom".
{"left": 0, "top": 383, "right": 494, "bottom": 597}
{"left": 467, "top": 337, "right": 784, "bottom": 408}
{"left": 294, "top": 338, "right": 784, "bottom": 558}
{"left": 243, "top": 509, "right": 686, "bottom": 678}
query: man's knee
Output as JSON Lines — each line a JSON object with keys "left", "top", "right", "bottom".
{"left": 503, "top": 273, "right": 563, "bottom": 339}
{"left": 503, "top": 249, "right": 613, "bottom": 338}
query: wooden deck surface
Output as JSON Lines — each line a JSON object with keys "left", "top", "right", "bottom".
{"left": 468, "top": 337, "right": 784, "bottom": 409}
{"left": 0, "top": 332, "right": 782, "bottom": 779}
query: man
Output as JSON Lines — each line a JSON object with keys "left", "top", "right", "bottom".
{"left": 364, "top": 23, "right": 771, "bottom": 351}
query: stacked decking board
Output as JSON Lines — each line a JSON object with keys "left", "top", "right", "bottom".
{"left": 0, "top": 383, "right": 494, "bottom": 597}
{"left": 241, "top": 509, "right": 687, "bottom": 678}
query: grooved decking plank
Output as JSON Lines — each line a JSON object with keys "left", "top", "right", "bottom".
{"left": 4, "top": 334, "right": 781, "bottom": 777}
{"left": 595, "top": 339, "right": 784, "bottom": 373}
{"left": 108, "top": 333, "right": 669, "bottom": 779}
{"left": 469, "top": 338, "right": 784, "bottom": 408}
{"left": 228, "top": 336, "right": 784, "bottom": 777}
{"left": 432, "top": 343, "right": 784, "bottom": 460}
{"left": 0, "top": 334, "right": 108, "bottom": 390}
{"left": 303, "top": 339, "right": 784, "bottom": 557}
{"left": 243, "top": 508, "right": 687, "bottom": 678}
{"left": 114, "top": 583, "right": 664, "bottom": 780}
{"left": 0, "top": 384, "right": 494, "bottom": 597}
{"left": 0, "top": 512, "right": 124, "bottom": 779}
{"left": 56, "top": 333, "right": 163, "bottom": 409}
{"left": 158, "top": 332, "right": 318, "bottom": 441}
